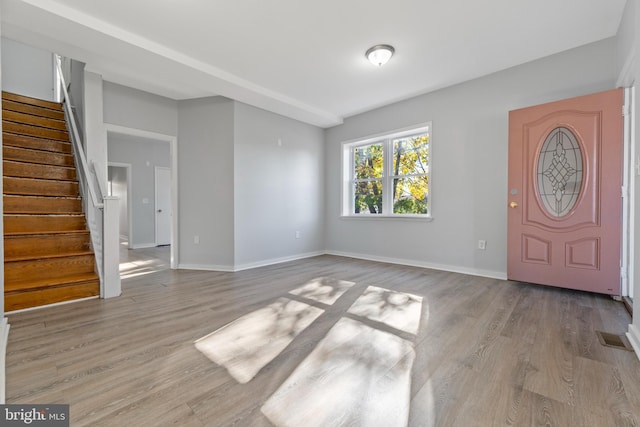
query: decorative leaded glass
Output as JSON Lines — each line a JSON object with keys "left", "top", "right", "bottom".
{"left": 537, "top": 127, "right": 583, "bottom": 217}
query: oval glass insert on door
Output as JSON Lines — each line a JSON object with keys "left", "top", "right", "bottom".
{"left": 536, "top": 127, "right": 583, "bottom": 217}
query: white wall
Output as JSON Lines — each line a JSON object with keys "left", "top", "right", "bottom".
{"left": 108, "top": 135, "right": 170, "bottom": 248}
{"left": 233, "top": 102, "right": 325, "bottom": 268}
{"left": 177, "top": 97, "right": 235, "bottom": 269}
{"left": 1, "top": 37, "right": 53, "bottom": 101}
{"left": 325, "top": 38, "right": 617, "bottom": 279}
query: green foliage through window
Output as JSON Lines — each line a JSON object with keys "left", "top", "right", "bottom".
{"left": 346, "top": 126, "right": 430, "bottom": 216}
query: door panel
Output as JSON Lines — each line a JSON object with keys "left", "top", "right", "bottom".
{"left": 507, "top": 89, "right": 623, "bottom": 295}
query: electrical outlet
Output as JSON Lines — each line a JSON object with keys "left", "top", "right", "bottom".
{"left": 295, "top": 230, "right": 301, "bottom": 239}
{"left": 194, "top": 235, "right": 200, "bottom": 245}
{"left": 478, "top": 240, "right": 486, "bottom": 250}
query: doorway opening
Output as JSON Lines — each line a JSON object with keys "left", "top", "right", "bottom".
{"left": 106, "top": 125, "right": 178, "bottom": 280}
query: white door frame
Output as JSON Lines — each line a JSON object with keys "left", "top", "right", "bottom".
{"left": 107, "top": 162, "right": 133, "bottom": 248}
{"left": 617, "top": 51, "right": 635, "bottom": 298}
{"left": 154, "top": 166, "right": 171, "bottom": 246}
{"left": 106, "top": 124, "right": 179, "bottom": 269}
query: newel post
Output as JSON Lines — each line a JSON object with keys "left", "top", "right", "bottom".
{"left": 103, "top": 196, "right": 121, "bottom": 298}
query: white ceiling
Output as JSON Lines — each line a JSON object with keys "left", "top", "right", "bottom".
{"left": 0, "top": 0, "right": 627, "bottom": 127}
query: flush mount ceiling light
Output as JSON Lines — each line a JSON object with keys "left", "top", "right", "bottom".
{"left": 365, "top": 44, "right": 395, "bottom": 66}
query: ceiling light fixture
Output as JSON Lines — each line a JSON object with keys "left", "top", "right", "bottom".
{"left": 365, "top": 44, "right": 395, "bottom": 66}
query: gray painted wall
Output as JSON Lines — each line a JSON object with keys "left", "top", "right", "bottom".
{"left": 108, "top": 135, "right": 170, "bottom": 248}
{"left": 68, "top": 59, "right": 86, "bottom": 139}
{"left": 103, "top": 81, "right": 178, "bottom": 136}
{"left": 324, "top": 38, "right": 618, "bottom": 278}
{"left": 108, "top": 166, "right": 129, "bottom": 238}
{"left": 178, "top": 97, "right": 235, "bottom": 268}
{"left": 1, "top": 37, "right": 53, "bottom": 101}
{"left": 616, "top": 0, "right": 635, "bottom": 78}
{"left": 233, "top": 102, "right": 325, "bottom": 267}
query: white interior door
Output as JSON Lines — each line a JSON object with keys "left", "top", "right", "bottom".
{"left": 155, "top": 167, "right": 171, "bottom": 246}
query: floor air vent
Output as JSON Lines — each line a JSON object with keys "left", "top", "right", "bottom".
{"left": 596, "top": 331, "right": 633, "bottom": 351}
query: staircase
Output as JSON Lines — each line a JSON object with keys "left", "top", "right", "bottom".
{"left": 2, "top": 91, "right": 100, "bottom": 312}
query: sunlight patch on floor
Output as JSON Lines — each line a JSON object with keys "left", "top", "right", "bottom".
{"left": 194, "top": 297, "right": 323, "bottom": 384}
{"left": 348, "top": 286, "right": 423, "bottom": 334}
{"left": 119, "top": 259, "right": 168, "bottom": 279}
{"left": 261, "top": 317, "right": 415, "bottom": 427}
{"left": 288, "top": 277, "right": 355, "bottom": 305}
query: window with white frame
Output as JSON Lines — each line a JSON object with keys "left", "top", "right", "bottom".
{"left": 342, "top": 124, "right": 431, "bottom": 217}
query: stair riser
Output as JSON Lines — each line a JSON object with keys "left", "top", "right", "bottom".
{"left": 3, "top": 177, "right": 79, "bottom": 197}
{"left": 2, "top": 92, "right": 63, "bottom": 111}
{"left": 5, "top": 254, "right": 96, "bottom": 286}
{"left": 3, "top": 146, "right": 74, "bottom": 167}
{"left": 4, "top": 161, "right": 76, "bottom": 181}
{"left": 3, "top": 133, "right": 72, "bottom": 154}
{"left": 5, "top": 233, "right": 91, "bottom": 259}
{"left": 2, "top": 99, "right": 65, "bottom": 121}
{"left": 4, "top": 196, "right": 82, "bottom": 214}
{"left": 4, "top": 215, "right": 87, "bottom": 233}
{"left": 3, "top": 110, "right": 67, "bottom": 131}
{"left": 3, "top": 121, "right": 69, "bottom": 142}
{"left": 5, "top": 281, "right": 99, "bottom": 312}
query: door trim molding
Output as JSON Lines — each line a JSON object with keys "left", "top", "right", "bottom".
{"left": 154, "top": 166, "right": 171, "bottom": 247}
{"left": 106, "top": 123, "right": 179, "bottom": 269}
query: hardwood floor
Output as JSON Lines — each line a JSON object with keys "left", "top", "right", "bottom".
{"left": 5, "top": 254, "right": 640, "bottom": 426}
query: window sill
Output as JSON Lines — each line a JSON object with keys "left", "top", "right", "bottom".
{"left": 340, "top": 214, "right": 433, "bottom": 222}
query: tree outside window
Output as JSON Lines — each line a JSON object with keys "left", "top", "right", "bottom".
{"left": 344, "top": 125, "right": 431, "bottom": 217}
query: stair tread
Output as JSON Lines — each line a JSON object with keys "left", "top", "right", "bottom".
{"left": 2, "top": 99, "right": 65, "bottom": 120}
{"left": 4, "top": 194, "right": 81, "bottom": 199}
{"left": 3, "top": 159, "right": 75, "bottom": 170}
{"left": 5, "top": 282, "right": 99, "bottom": 312}
{"left": 4, "top": 175, "right": 77, "bottom": 183}
{"left": 5, "top": 250, "right": 94, "bottom": 263}
{"left": 5, "top": 230, "right": 89, "bottom": 237}
{"left": 3, "top": 121, "right": 70, "bottom": 142}
{"left": 3, "top": 110, "right": 67, "bottom": 131}
{"left": 2, "top": 92, "right": 63, "bottom": 111}
{"left": 5, "top": 229, "right": 89, "bottom": 236}
{"left": 5, "top": 273, "right": 100, "bottom": 293}
{"left": 3, "top": 133, "right": 72, "bottom": 154}
{"left": 4, "top": 145, "right": 74, "bottom": 163}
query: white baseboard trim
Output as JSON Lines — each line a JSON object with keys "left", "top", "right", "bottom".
{"left": 178, "top": 251, "right": 325, "bottom": 273}
{"left": 233, "top": 251, "right": 325, "bottom": 272}
{"left": 628, "top": 324, "right": 640, "bottom": 361}
{"left": 325, "top": 250, "right": 508, "bottom": 280}
{"left": 178, "top": 251, "right": 507, "bottom": 279}
{"left": 130, "top": 243, "right": 158, "bottom": 250}
{"left": 0, "top": 318, "right": 9, "bottom": 404}
{"left": 178, "top": 263, "right": 235, "bottom": 272}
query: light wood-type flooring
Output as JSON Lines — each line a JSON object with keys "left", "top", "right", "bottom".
{"left": 5, "top": 250, "right": 640, "bottom": 426}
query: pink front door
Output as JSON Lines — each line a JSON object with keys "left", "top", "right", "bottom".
{"left": 507, "top": 89, "right": 623, "bottom": 295}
